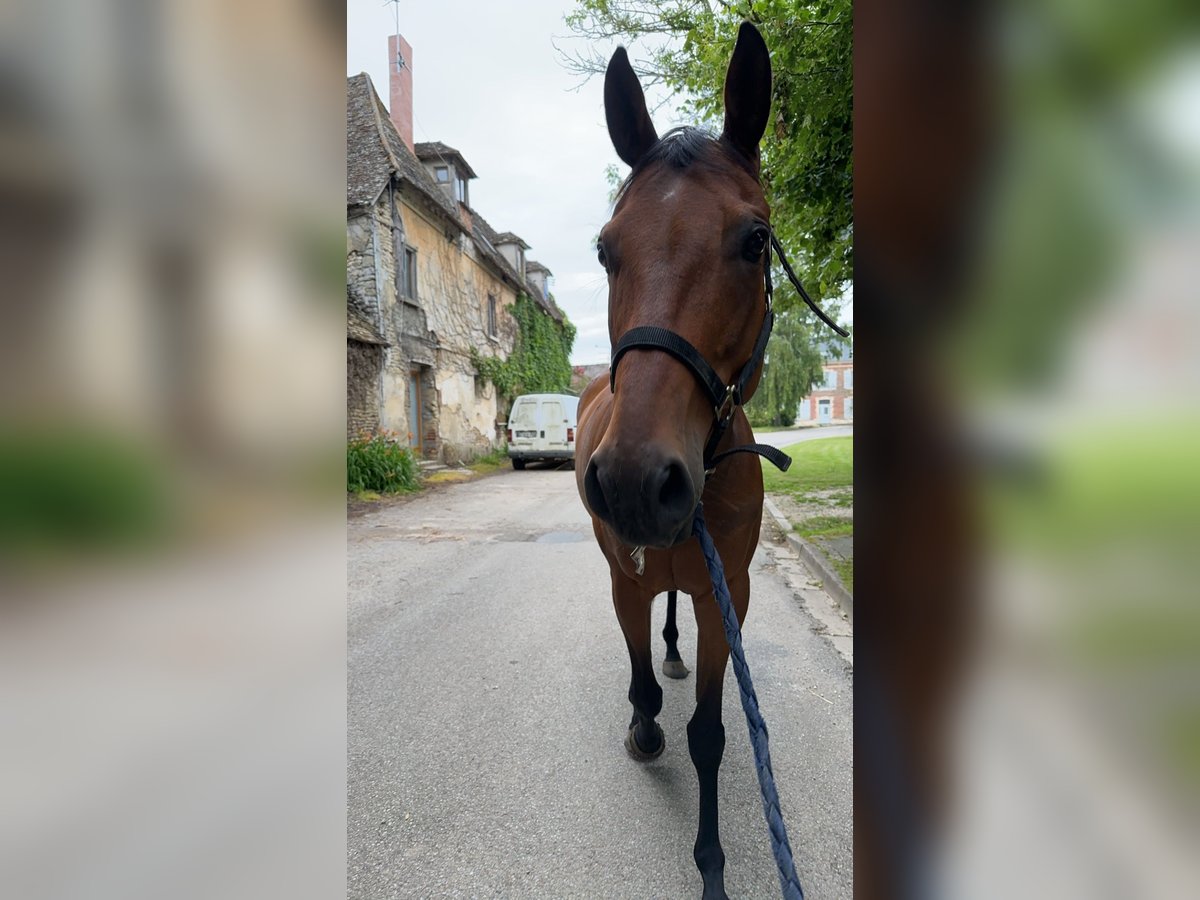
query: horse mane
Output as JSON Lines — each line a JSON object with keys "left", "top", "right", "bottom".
{"left": 614, "top": 126, "right": 759, "bottom": 205}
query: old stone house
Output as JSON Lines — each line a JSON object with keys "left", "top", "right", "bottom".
{"left": 346, "top": 43, "right": 561, "bottom": 463}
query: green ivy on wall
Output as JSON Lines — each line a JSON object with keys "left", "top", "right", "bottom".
{"left": 472, "top": 293, "right": 576, "bottom": 405}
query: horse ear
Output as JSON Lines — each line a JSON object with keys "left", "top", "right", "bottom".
{"left": 605, "top": 47, "right": 658, "bottom": 168}
{"left": 721, "top": 22, "right": 772, "bottom": 168}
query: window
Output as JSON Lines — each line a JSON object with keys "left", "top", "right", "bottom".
{"left": 487, "top": 294, "right": 497, "bottom": 337}
{"left": 434, "top": 165, "right": 449, "bottom": 183}
{"left": 844, "top": 367, "right": 853, "bottom": 390}
{"left": 845, "top": 397, "right": 854, "bottom": 420}
{"left": 401, "top": 246, "right": 417, "bottom": 300}
{"left": 454, "top": 175, "right": 467, "bottom": 204}
{"left": 821, "top": 368, "right": 838, "bottom": 390}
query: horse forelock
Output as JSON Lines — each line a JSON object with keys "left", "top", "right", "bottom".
{"left": 613, "top": 127, "right": 759, "bottom": 207}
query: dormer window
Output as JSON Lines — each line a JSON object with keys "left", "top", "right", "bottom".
{"left": 434, "top": 166, "right": 450, "bottom": 183}
{"left": 454, "top": 174, "right": 467, "bottom": 205}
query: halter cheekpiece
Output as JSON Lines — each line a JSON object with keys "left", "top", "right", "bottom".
{"left": 608, "top": 229, "right": 848, "bottom": 474}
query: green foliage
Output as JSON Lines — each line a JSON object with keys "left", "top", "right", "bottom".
{"left": 563, "top": 0, "right": 852, "bottom": 308}
{"left": 471, "top": 294, "right": 577, "bottom": 405}
{"left": 0, "top": 430, "right": 171, "bottom": 555}
{"left": 347, "top": 433, "right": 419, "bottom": 494}
{"left": 744, "top": 312, "right": 825, "bottom": 426}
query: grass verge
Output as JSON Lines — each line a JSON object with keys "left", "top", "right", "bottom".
{"left": 763, "top": 436, "right": 854, "bottom": 593}
{"left": 761, "top": 437, "right": 853, "bottom": 499}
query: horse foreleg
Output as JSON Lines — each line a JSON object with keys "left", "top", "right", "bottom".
{"left": 662, "top": 590, "right": 690, "bottom": 679}
{"left": 687, "top": 571, "right": 749, "bottom": 900}
{"left": 613, "top": 574, "right": 665, "bottom": 760}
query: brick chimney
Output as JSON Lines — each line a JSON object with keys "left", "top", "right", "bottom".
{"left": 387, "top": 34, "right": 414, "bottom": 152}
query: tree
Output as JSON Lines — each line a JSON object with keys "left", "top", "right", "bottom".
{"left": 562, "top": 0, "right": 852, "bottom": 312}
{"left": 744, "top": 312, "right": 825, "bottom": 427}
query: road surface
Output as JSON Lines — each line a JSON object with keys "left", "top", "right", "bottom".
{"left": 752, "top": 424, "right": 852, "bottom": 450}
{"left": 348, "top": 466, "right": 852, "bottom": 899}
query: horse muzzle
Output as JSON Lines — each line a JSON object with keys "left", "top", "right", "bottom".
{"left": 583, "top": 444, "right": 700, "bottom": 549}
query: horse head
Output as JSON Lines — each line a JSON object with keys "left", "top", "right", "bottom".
{"left": 581, "top": 23, "right": 773, "bottom": 549}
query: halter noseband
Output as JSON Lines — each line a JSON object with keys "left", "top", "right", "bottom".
{"left": 607, "top": 229, "right": 847, "bottom": 474}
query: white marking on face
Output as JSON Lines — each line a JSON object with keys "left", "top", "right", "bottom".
{"left": 662, "top": 188, "right": 677, "bottom": 202}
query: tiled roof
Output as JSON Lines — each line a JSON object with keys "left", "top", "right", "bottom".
{"left": 414, "top": 141, "right": 478, "bottom": 179}
{"left": 494, "top": 231, "right": 529, "bottom": 248}
{"left": 346, "top": 74, "right": 464, "bottom": 231}
{"left": 346, "top": 74, "right": 392, "bottom": 207}
{"left": 525, "top": 259, "right": 552, "bottom": 275}
{"left": 471, "top": 211, "right": 563, "bottom": 324}
{"left": 346, "top": 76, "right": 563, "bottom": 327}
{"left": 469, "top": 208, "right": 525, "bottom": 284}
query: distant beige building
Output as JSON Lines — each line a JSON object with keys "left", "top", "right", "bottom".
{"left": 346, "top": 40, "right": 561, "bottom": 462}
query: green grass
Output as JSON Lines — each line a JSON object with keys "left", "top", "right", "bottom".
{"left": 794, "top": 515, "right": 853, "bottom": 540}
{"left": 467, "top": 446, "right": 511, "bottom": 475}
{"left": 987, "top": 421, "right": 1200, "bottom": 554}
{"left": 761, "top": 437, "right": 853, "bottom": 500}
{"left": 831, "top": 558, "right": 854, "bottom": 593}
{"left": 794, "top": 516, "right": 854, "bottom": 592}
{"left": 762, "top": 438, "right": 854, "bottom": 593}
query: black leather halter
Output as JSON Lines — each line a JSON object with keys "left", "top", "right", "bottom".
{"left": 608, "top": 229, "right": 848, "bottom": 474}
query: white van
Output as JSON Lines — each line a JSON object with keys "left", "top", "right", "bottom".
{"left": 506, "top": 393, "right": 580, "bottom": 469}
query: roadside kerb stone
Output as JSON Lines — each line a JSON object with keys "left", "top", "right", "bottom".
{"left": 762, "top": 496, "right": 854, "bottom": 623}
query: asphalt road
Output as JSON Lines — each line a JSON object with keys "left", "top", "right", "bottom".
{"left": 751, "top": 424, "right": 852, "bottom": 450}
{"left": 348, "top": 467, "right": 852, "bottom": 899}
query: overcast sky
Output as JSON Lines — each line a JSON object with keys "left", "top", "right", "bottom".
{"left": 347, "top": 0, "right": 692, "bottom": 365}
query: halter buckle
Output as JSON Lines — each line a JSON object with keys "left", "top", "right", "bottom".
{"left": 714, "top": 383, "right": 738, "bottom": 421}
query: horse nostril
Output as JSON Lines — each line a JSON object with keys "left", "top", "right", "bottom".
{"left": 657, "top": 460, "right": 694, "bottom": 517}
{"left": 584, "top": 458, "right": 611, "bottom": 521}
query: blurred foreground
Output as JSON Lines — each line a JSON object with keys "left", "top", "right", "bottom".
{"left": 857, "top": 0, "right": 1200, "bottom": 897}
{"left": 1, "top": 2, "right": 345, "bottom": 898}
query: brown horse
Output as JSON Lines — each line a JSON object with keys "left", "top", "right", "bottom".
{"left": 575, "top": 23, "right": 779, "bottom": 900}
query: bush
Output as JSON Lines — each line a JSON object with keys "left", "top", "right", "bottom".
{"left": 0, "top": 430, "right": 171, "bottom": 556}
{"left": 347, "top": 433, "right": 419, "bottom": 494}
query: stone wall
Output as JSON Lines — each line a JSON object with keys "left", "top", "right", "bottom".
{"left": 347, "top": 339, "right": 382, "bottom": 438}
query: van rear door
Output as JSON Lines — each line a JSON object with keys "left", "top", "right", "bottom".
{"left": 510, "top": 398, "right": 538, "bottom": 450}
{"left": 542, "top": 399, "right": 567, "bottom": 450}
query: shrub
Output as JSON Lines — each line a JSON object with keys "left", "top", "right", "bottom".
{"left": 0, "top": 430, "right": 171, "bottom": 556}
{"left": 347, "top": 433, "right": 419, "bottom": 494}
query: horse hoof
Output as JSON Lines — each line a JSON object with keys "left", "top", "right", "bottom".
{"left": 662, "top": 658, "right": 690, "bottom": 679}
{"left": 624, "top": 722, "right": 665, "bottom": 761}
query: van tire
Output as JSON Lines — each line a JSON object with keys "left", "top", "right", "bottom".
{"left": 512, "top": 459, "right": 526, "bottom": 470}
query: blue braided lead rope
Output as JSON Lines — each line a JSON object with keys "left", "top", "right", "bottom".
{"left": 692, "top": 504, "right": 805, "bottom": 900}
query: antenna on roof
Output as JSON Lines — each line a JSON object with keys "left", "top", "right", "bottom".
{"left": 383, "top": 0, "right": 406, "bottom": 70}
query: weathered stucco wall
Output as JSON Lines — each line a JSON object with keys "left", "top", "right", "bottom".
{"left": 347, "top": 181, "right": 520, "bottom": 461}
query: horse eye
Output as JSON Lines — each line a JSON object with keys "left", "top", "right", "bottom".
{"left": 744, "top": 229, "right": 768, "bottom": 260}
{"left": 597, "top": 244, "right": 608, "bottom": 269}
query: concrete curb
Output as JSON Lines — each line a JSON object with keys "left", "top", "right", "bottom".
{"left": 762, "top": 496, "right": 853, "bottom": 623}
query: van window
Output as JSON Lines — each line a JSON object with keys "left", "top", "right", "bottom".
{"left": 510, "top": 401, "right": 538, "bottom": 428}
